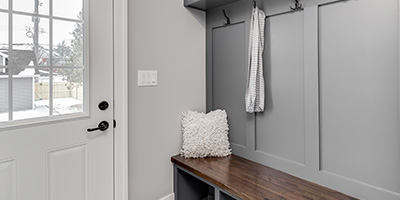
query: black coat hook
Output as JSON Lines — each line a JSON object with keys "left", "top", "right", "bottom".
{"left": 253, "top": 0, "right": 257, "bottom": 8}
{"left": 222, "top": 9, "right": 231, "bottom": 25}
{"left": 290, "top": 0, "right": 303, "bottom": 11}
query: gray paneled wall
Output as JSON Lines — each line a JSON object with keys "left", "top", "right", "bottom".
{"left": 256, "top": 11, "right": 305, "bottom": 165}
{"left": 212, "top": 23, "right": 248, "bottom": 147}
{"left": 319, "top": 0, "right": 400, "bottom": 193}
{"left": 206, "top": 0, "right": 400, "bottom": 199}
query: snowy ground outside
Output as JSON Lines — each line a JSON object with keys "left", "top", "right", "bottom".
{"left": 0, "top": 98, "right": 83, "bottom": 122}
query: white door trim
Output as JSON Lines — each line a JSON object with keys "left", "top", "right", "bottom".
{"left": 113, "top": 0, "right": 129, "bottom": 199}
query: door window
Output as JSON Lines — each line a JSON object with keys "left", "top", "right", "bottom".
{"left": 0, "top": 0, "right": 85, "bottom": 123}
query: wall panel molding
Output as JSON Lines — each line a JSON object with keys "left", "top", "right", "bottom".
{"left": 303, "top": 5, "right": 320, "bottom": 172}
{"left": 397, "top": 0, "right": 400, "bottom": 194}
{"left": 0, "top": 158, "right": 17, "bottom": 200}
{"left": 254, "top": 10, "right": 306, "bottom": 166}
{"left": 46, "top": 144, "right": 88, "bottom": 200}
{"left": 212, "top": 22, "right": 247, "bottom": 147}
{"left": 319, "top": 0, "right": 400, "bottom": 194}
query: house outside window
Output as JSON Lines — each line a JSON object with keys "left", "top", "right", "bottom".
{"left": 0, "top": 0, "right": 86, "bottom": 123}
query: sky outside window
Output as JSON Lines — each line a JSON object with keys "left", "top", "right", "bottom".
{"left": 53, "top": 0, "right": 82, "bottom": 20}
{"left": 0, "top": 1, "right": 83, "bottom": 52}
{"left": 0, "top": 0, "right": 7, "bottom": 9}
{"left": 13, "top": 0, "right": 49, "bottom": 15}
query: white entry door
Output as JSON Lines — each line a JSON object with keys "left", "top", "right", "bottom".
{"left": 0, "top": 0, "right": 114, "bottom": 199}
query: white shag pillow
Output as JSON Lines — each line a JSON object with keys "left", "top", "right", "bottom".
{"left": 180, "top": 109, "right": 232, "bottom": 158}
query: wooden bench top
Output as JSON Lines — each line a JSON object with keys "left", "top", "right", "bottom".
{"left": 171, "top": 154, "right": 358, "bottom": 200}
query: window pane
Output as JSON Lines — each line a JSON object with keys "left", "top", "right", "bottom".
{"left": 0, "top": 0, "right": 7, "bottom": 10}
{"left": 0, "top": 12, "right": 8, "bottom": 66}
{"left": 13, "top": 0, "right": 49, "bottom": 15}
{"left": 53, "top": 0, "right": 82, "bottom": 20}
{"left": 0, "top": 69, "right": 8, "bottom": 122}
{"left": 12, "top": 68, "right": 49, "bottom": 120}
{"left": 53, "top": 68, "right": 83, "bottom": 115}
{"left": 12, "top": 14, "right": 50, "bottom": 66}
{"left": 53, "top": 20, "right": 83, "bottom": 67}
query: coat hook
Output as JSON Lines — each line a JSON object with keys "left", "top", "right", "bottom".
{"left": 290, "top": 0, "right": 303, "bottom": 11}
{"left": 253, "top": 0, "right": 257, "bottom": 9}
{"left": 223, "top": 9, "right": 231, "bottom": 25}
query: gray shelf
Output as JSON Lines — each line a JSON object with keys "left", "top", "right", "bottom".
{"left": 184, "top": 0, "right": 243, "bottom": 11}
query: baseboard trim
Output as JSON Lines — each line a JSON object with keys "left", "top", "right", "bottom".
{"left": 159, "top": 193, "right": 174, "bottom": 200}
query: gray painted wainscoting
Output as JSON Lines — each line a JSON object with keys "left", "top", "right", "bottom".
{"left": 206, "top": 0, "right": 400, "bottom": 199}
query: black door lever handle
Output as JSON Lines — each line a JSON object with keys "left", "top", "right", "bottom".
{"left": 87, "top": 121, "right": 109, "bottom": 132}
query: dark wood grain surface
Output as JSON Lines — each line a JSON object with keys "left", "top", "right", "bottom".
{"left": 171, "top": 154, "right": 358, "bottom": 200}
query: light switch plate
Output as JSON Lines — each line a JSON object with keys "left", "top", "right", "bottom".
{"left": 138, "top": 70, "right": 158, "bottom": 87}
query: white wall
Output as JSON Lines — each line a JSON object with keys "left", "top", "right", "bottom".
{"left": 128, "top": 1, "right": 205, "bottom": 200}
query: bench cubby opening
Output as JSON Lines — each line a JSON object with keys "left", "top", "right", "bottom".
{"left": 174, "top": 166, "right": 216, "bottom": 200}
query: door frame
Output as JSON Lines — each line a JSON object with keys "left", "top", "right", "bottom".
{"left": 113, "top": 0, "right": 129, "bottom": 199}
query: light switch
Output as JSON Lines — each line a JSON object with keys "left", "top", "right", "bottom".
{"left": 138, "top": 70, "right": 158, "bottom": 87}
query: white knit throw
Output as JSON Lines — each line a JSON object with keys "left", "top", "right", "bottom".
{"left": 245, "top": 6, "right": 265, "bottom": 113}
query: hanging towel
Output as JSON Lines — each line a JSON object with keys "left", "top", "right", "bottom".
{"left": 245, "top": 6, "right": 265, "bottom": 113}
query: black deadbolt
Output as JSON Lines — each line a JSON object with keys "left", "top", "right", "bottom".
{"left": 98, "top": 101, "right": 109, "bottom": 111}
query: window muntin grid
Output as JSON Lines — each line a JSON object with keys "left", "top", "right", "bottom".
{"left": 0, "top": 0, "right": 86, "bottom": 123}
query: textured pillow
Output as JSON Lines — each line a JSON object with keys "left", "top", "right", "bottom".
{"left": 180, "top": 109, "right": 232, "bottom": 158}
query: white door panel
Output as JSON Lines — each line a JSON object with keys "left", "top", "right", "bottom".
{"left": 0, "top": 158, "right": 16, "bottom": 200}
{"left": 0, "top": 0, "right": 114, "bottom": 199}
